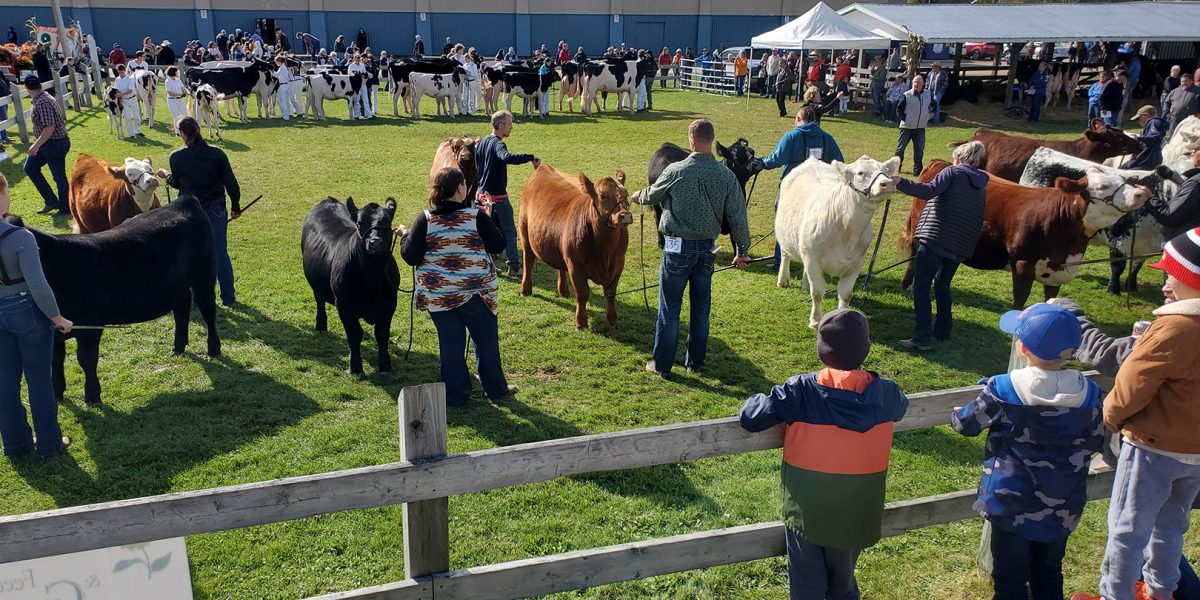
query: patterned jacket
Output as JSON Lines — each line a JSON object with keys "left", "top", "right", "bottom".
{"left": 952, "top": 371, "right": 1104, "bottom": 542}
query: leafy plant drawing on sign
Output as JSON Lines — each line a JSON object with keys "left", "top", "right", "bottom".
{"left": 113, "top": 544, "right": 172, "bottom": 580}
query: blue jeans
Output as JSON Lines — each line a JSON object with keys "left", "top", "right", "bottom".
{"left": 490, "top": 200, "right": 521, "bottom": 271}
{"left": 428, "top": 294, "right": 508, "bottom": 406}
{"left": 910, "top": 243, "right": 960, "bottom": 345}
{"left": 763, "top": 75, "right": 775, "bottom": 97}
{"left": 24, "top": 137, "right": 70, "bottom": 211}
{"left": 990, "top": 524, "right": 1068, "bottom": 600}
{"left": 0, "top": 104, "right": 9, "bottom": 141}
{"left": 1088, "top": 103, "right": 1101, "bottom": 122}
{"left": 1100, "top": 443, "right": 1200, "bottom": 600}
{"left": 1179, "top": 555, "right": 1200, "bottom": 600}
{"left": 871, "top": 82, "right": 884, "bottom": 115}
{"left": 1103, "top": 111, "right": 1120, "bottom": 127}
{"left": 652, "top": 240, "right": 715, "bottom": 373}
{"left": 205, "top": 204, "right": 236, "bottom": 306}
{"left": 786, "top": 529, "right": 861, "bottom": 600}
{"left": 0, "top": 295, "right": 63, "bottom": 458}
{"left": 735, "top": 75, "right": 746, "bottom": 96}
{"left": 931, "top": 94, "right": 942, "bottom": 122}
{"left": 1028, "top": 92, "right": 1045, "bottom": 122}
{"left": 895, "top": 128, "right": 925, "bottom": 174}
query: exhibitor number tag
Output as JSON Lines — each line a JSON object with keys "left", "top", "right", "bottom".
{"left": 664, "top": 236, "right": 682, "bottom": 254}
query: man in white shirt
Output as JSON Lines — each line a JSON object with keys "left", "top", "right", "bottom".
{"left": 113, "top": 64, "right": 143, "bottom": 138}
{"left": 127, "top": 51, "right": 150, "bottom": 71}
{"left": 273, "top": 56, "right": 291, "bottom": 121}
{"left": 765, "top": 51, "right": 781, "bottom": 98}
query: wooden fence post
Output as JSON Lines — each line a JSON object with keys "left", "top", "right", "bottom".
{"left": 11, "top": 88, "right": 28, "bottom": 144}
{"left": 399, "top": 383, "right": 449, "bottom": 580}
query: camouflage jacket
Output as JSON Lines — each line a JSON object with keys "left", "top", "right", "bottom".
{"left": 952, "top": 372, "right": 1105, "bottom": 542}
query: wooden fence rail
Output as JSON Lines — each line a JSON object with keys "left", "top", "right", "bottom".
{"left": 0, "top": 373, "right": 1114, "bottom": 599}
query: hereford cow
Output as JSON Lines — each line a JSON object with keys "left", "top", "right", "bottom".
{"left": 134, "top": 69, "right": 157, "bottom": 125}
{"left": 776, "top": 155, "right": 900, "bottom": 328}
{"left": 409, "top": 69, "right": 464, "bottom": 118}
{"left": 430, "top": 137, "right": 478, "bottom": 199}
{"left": 68, "top": 154, "right": 161, "bottom": 234}
{"left": 1019, "top": 146, "right": 1168, "bottom": 294}
{"left": 519, "top": 165, "right": 632, "bottom": 330}
{"left": 103, "top": 86, "right": 124, "bottom": 138}
{"left": 581, "top": 60, "right": 638, "bottom": 115}
{"left": 192, "top": 83, "right": 223, "bottom": 140}
{"left": 646, "top": 138, "right": 761, "bottom": 247}
{"left": 5, "top": 195, "right": 219, "bottom": 405}
{"left": 559, "top": 61, "right": 582, "bottom": 112}
{"left": 305, "top": 72, "right": 363, "bottom": 120}
{"left": 900, "top": 160, "right": 1151, "bottom": 308}
{"left": 301, "top": 197, "right": 399, "bottom": 375}
{"left": 950, "top": 119, "right": 1143, "bottom": 181}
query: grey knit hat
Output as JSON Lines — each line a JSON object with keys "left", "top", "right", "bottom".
{"left": 816, "top": 309, "right": 871, "bottom": 371}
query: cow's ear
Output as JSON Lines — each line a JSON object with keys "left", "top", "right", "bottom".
{"left": 1055, "top": 176, "right": 1088, "bottom": 195}
{"left": 1088, "top": 117, "right": 1106, "bottom": 132}
{"left": 345, "top": 197, "right": 359, "bottom": 221}
{"left": 577, "top": 173, "right": 597, "bottom": 197}
{"left": 832, "top": 160, "right": 849, "bottom": 181}
{"left": 385, "top": 197, "right": 397, "bottom": 215}
{"left": 715, "top": 142, "right": 729, "bottom": 160}
{"left": 614, "top": 170, "right": 626, "bottom": 185}
{"left": 883, "top": 156, "right": 902, "bottom": 177}
{"left": 144, "top": 156, "right": 152, "bottom": 166}
{"left": 108, "top": 165, "right": 128, "bottom": 180}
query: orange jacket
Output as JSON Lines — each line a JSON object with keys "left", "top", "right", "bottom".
{"left": 734, "top": 57, "right": 749, "bottom": 76}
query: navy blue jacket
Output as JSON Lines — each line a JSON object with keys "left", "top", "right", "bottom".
{"left": 474, "top": 134, "right": 534, "bottom": 198}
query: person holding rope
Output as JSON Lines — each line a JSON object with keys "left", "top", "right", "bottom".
{"left": 755, "top": 104, "right": 843, "bottom": 273}
{"left": 156, "top": 116, "right": 242, "bottom": 307}
{"left": 398, "top": 167, "right": 515, "bottom": 407}
{"left": 1147, "top": 146, "right": 1200, "bottom": 242}
{"left": 633, "top": 119, "right": 750, "bottom": 377}
{"left": 894, "top": 140, "right": 989, "bottom": 351}
{"left": 474, "top": 110, "right": 540, "bottom": 278}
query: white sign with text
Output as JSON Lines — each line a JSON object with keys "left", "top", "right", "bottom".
{"left": 0, "top": 538, "right": 192, "bottom": 599}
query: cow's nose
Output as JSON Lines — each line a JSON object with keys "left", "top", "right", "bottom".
{"left": 618, "top": 212, "right": 633, "bottom": 225}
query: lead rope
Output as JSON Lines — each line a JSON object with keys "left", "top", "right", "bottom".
{"left": 639, "top": 209, "right": 652, "bottom": 318}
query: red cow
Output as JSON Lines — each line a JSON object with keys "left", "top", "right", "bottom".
{"left": 899, "top": 160, "right": 1149, "bottom": 308}
{"left": 950, "top": 119, "right": 1143, "bottom": 181}
{"left": 430, "top": 137, "right": 477, "bottom": 199}
{"left": 519, "top": 164, "right": 633, "bottom": 330}
{"left": 69, "top": 154, "right": 161, "bottom": 234}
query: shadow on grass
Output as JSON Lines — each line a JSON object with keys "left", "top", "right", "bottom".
{"left": 893, "top": 426, "right": 986, "bottom": 470}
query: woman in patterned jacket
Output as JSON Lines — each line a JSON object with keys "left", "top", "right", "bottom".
{"left": 399, "top": 167, "right": 516, "bottom": 406}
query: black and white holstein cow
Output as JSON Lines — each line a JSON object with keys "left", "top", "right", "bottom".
{"left": 186, "top": 60, "right": 277, "bottom": 122}
{"left": 134, "top": 69, "right": 157, "bottom": 125}
{"left": 559, "top": 61, "right": 581, "bottom": 112}
{"left": 4, "top": 195, "right": 219, "bottom": 406}
{"left": 103, "top": 86, "right": 124, "bottom": 138}
{"left": 305, "top": 72, "right": 363, "bottom": 120}
{"left": 582, "top": 60, "right": 639, "bottom": 115}
{"left": 1020, "top": 146, "right": 1174, "bottom": 294}
{"left": 387, "top": 58, "right": 459, "bottom": 116}
{"left": 409, "top": 68, "right": 465, "bottom": 118}
{"left": 301, "top": 197, "right": 400, "bottom": 375}
{"left": 191, "top": 83, "right": 223, "bottom": 140}
{"left": 504, "top": 68, "right": 560, "bottom": 118}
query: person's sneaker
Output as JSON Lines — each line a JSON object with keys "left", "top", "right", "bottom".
{"left": 505, "top": 266, "right": 520, "bottom": 278}
{"left": 35, "top": 205, "right": 56, "bottom": 214}
{"left": 645, "top": 361, "right": 666, "bottom": 377}
{"left": 899, "top": 339, "right": 932, "bottom": 351}
{"left": 486, "top": 384, "right": 519, "bottom": 400}
{"left": 32, "top": 436, "right": 70, "bottom": 457}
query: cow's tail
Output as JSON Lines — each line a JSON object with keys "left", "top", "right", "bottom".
{"left": 897, "top": 212, "right": 915, "bottom": 261}
{"left": 946, "top": 139, "right": 967, "bottom": 149}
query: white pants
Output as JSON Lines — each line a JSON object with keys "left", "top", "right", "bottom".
{"left": 121, "top": 96, "right": 142, "bottom": 136}
{"left": 166, "top": 97, "right": 188, "bottom": 129}
{"left": 540, "top": 91, "right": 550, "bottom": 117}
{"left": 290, "top": 82, "right": 304, "bottom": 115}
{"left": 354, "top": 86, "right": 373, "bottom": 118}
{"left": 278, "top": 83, "right": 292, "bottom": 120}
{"left": 368, "top": 85, "right": 378, "bottom": 113}
{"left": 460, "top": 79, "right": 479, "bottom": 115}
{"left": 637, "top": 83, "right": 647, "bottom": 110}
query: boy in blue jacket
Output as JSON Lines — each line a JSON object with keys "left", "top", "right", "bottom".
{"left": 953, "top": 303, "right": 1105, "bottom": 600}
{"left": 740, "top": 309, "right": 908, "bottom": 600}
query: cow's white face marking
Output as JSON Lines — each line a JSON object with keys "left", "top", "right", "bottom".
{"left": 1034, "top": 253, "right": 1083, "bottom": 285}
{"left": 123, "top": 158, "right": 159, "bottom": 212}
{"left": 1082, "top": 168, "right": 1149, "bottom": 233}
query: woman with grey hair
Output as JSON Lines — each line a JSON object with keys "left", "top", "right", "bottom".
{"left": 894, "top": 140, "right": 990, "bottom": 351}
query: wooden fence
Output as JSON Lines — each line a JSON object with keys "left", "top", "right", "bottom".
{"left": 0, "top": 374, "right": 1116, "bottom": 599}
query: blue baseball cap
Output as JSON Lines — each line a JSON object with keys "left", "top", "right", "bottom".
{"left": 998, "top": 303, "right": 1082, "bottom": 361}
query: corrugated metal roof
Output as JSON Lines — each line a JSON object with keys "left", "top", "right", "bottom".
{"left": 839, "top": 2, "right": 1200, "bottom": 43}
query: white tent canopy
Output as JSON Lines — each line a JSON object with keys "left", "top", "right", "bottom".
{"left": 751, "top": 1, "right": 892, "bottom": 50}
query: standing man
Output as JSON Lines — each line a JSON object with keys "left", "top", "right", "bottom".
{"left": 1164, "top": 72, "right": 1200, "bottom": 136}
{"left": 113, "top": 64, "right": 143, "bottom": 138}
{"left": 216, "top": 29, "right": 229, "bottom": 58}
{"left": 1027, "top": 61, "right": 1050, "bottom": 123}
{"left": 23, "top": 77, "right": 70, "bottom": 215}
{"left": 1147, "top": 147, "right": 1200, "bottom": 242}
{"left": 296, "top": 31, "right": 320, "bottom": 56}
{"left": 927, "top": 62, "right": 949, "bottom": 123}
{"left": 1121, "top": 105, "right": 1167, "bottom": 170}
{"left": 870, "top": 55, "right": 887, "bottom": 119}
{"left": 733, "top": 49, "right": 748, "bottom": 97}
{"left": 757, "top": 105, "right": 843, "bottom": 272}
{"left": 413, "top": 35, "right": 425, "bottom": 57}
{"left": 1100, "top": 70, "right": 1126, "bottom": 128}
{"left": 633, "top": 119, "right": 751, "bottom": 376}
{"left": 765, "top": 50, "right": 780, "bottom": 98}
{"left": 474, "top": 110, "right": 540, "bottom": 278}
{"left": 895, "top": 74, "right": 932, "bottom": 176}
{"left": 442, "top": 36, "right": 454, "bottom": 56}
{"left": 775, "top": 51, "right": 797, "bottom": 118}
{"left": 107, "top": 43, "right": 127, "bottom": 67}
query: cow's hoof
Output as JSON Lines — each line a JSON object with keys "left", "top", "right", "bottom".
{"left": 172, "top": 349, "right": 185, "bottom": 356}
{"left": 85, "top": 399, "right": 102, "bottom": 408}
{"left": 1125, "top": 281, "right": 1139, "bottom": 293}
{"left": 1106, "top": 285, "right": 1121, "bottom": 296}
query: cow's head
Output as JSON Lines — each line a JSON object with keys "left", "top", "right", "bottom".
{"left": 579, "top": 170, "right": 632, "bottom": 229}
{"left": 836, "top": 155, "right": 900, "bottom": 201}
{"left": 450, "top": 137, "right": 476, "bottom": 170}
{"left": 1057, "top": 167, "right": 1151, "bottom": 234}
{"left": 346, "top": 196, "right": 397, "bottom": 257}
{"left": 1084, "top": 119, "right": 1144, "bottom": 158}
{"left": 716, "top": 139, "right": 761, "bottom": 188}
{"left": 108, "top": 157, "right": 159, "bottom": 212}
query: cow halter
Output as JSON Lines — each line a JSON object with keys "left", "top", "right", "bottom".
{"left": 848, "top": 171, "right": 892, "bottom": 197}
{"left": 592, "top": 195, "right": 630, "bottom": 227}
{"left": 1084, "top": 180, "right": 1134, "bottom": 211}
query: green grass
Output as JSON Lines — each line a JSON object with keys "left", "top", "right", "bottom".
{"left": 1, "top": 88, "right": 1195, "bottom": 599}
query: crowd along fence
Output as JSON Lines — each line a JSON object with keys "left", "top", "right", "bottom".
{"left": 0, "top": 374, "right": 1117, "bottom": 599}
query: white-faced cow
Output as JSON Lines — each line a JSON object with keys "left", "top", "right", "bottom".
{"left": 134, "top": 69, "right": 157, "bottom": 125}
{"left": 68, "top": 154, "right": 161, "bottom": 234}
{"left": 409, "top": 68, "right": 464, "bottom": 118}
{"left": 305, "top": 72, "right": 363, "bottom": 120}
{"left": 776, "top": 155, "right": 900, "bottom": 328}
{"left": 103, "top": 86, "right": 124, "bottom": 138}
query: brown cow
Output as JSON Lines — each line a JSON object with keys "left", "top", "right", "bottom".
{"left": 519, "top": 164, "right": 632, "bottom": 330}
{"left": 430, "top": 137, "right": 478, "bottom": 199}
{"left": 899, "top": 160, "right": 1149, "bottom": 308}
{"left": 69, "top": 154, "right": 161, "bottom": 234}
{"left": 950, "top": 118, "right": 1143, "bottom": 181}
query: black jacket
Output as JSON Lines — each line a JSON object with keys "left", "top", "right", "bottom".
{"left": 166, "top": 140, "right": 242, "bottom": 212}
{"left": 1149, "top": 167, "right": 1200, "bottom": 241}
{"left": 413, "top": 40, "right": 425, "bottom": 56}
{"left": 156, "top": 45, "right": 176, "bottom": 66}
{"left": 1100, "top": 80, "right": 1124, "bottom": 113}
{"left": 400, "top": 201, "right": 506, "bottom": 266}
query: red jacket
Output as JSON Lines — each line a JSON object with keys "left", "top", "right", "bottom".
{"left": 557, "top": 48, "right": 570, "bottom": 63}
{"left": 108, "top": 49, "right": 127, "bottom": 65}
{"left": 835, "top": 63, "right": 852, "bottom": 83}
{"left": 806, "top": 59, "right": 825, "bottom": 84}
{"left": 658, "top": 51, "right": 671, "bottom": 66}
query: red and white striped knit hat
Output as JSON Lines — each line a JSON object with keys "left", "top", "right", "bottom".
{"left": 1150, "top": 227, "right": 1200, "bottom": 291}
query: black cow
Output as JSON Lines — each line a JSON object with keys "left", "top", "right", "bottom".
{"left": 301, "top": 197, "right": 399, "bottom": 375}
{"left": 5, "top": 195, "right": 219, "bottom": 406}
{"left": 502, "top": 69, "right": 560, "bottom": 117}
{"left": 645, "top": 138, "right": 762, "bottom": 246}
{"left": 185, "top": 59, "right": 277, "bottom": 121}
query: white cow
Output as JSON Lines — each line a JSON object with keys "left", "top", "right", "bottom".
{"left": 192, "top": 84, "right": 223, "bottom": 141}
{"left": 305, "top": 72, "right": 362, "bottom": 120}
{"left": 776, "top": 155, "right": 901, "bottom": 328}
{"left": 133, "top": 69, "right": 157, "bottom": 126}
{"left": 581, "top": 61, "right": 638, "bottom": 115}
{"left": 409, "top": 69, "right": 463, "bottom": 118}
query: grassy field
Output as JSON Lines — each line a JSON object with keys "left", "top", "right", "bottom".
{"left": 0, "top": 87, "right": 1195, "bottom": 599}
